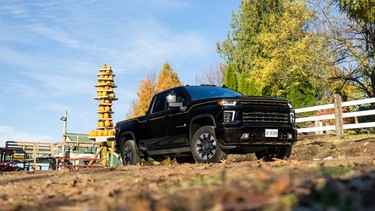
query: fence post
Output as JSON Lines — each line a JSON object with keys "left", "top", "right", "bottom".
{"left": 334, "top": 94, "right": 344, "bottom": 138}
{"left": 315, "top": 120, "right": 323, "bottom": 134}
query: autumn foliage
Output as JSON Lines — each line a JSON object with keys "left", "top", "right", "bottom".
{"left": 128, "top": 62, "right": 182, "bottom": 118}
{"left": 156, "top": 62, "right": 182, "bottom": 93}
{"left": 128, "top": 72, "right": 156, "bottom": 118}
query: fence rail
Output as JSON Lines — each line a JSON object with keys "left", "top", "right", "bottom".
{"left": 296, "top": 95, "right": 375, "bottom": 137}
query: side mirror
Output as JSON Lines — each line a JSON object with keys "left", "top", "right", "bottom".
{"left": 166, "top": 94, "right": 184, "bottom": 110}
{"left": 166, "top": 94, "right": 177, "bottom": 104}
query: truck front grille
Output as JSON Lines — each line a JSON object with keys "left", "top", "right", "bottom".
{"left": 241, "top": 101, "right": 289, "bottom": 124}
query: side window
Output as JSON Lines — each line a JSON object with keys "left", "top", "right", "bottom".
{"left": 152, "top": 94, "right": 167, "bottom": 113}
{"left": 173, "top": 89, "right": 188, "bottom": 106}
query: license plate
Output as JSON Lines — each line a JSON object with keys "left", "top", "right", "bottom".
{"left": 265, "top": 129, "right": 278, "bottom": 138}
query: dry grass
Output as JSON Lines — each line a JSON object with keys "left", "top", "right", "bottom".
{"left": 0, "top": 135, "right": 375, "bottom": 210}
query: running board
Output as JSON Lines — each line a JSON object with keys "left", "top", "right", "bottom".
{"left": 147, "top": 146, "right": 191, "bottom": 155}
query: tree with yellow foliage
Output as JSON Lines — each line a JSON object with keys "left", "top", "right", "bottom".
{"left": 128, "top": 62, "right": 182, "bottom": 118}
{"left": 156, "top": 62, "right": 182, "bottom": 93}
{"left": 127, "top": 72, "right": 156, "bottom": 118}
{"left": 218, "top": 0, "right": 333, "bottom": 108}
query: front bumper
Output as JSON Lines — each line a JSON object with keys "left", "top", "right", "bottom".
{"left": 215, "top": 124, "right": 297, "bottom": 149}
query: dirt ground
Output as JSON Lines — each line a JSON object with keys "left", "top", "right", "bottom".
{"left": 1, "top": 134, "right": 375, "bottom": 211}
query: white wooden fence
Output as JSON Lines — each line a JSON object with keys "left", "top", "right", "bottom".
{"left": 296, "top": 94, "right": 375, "bottom": 137}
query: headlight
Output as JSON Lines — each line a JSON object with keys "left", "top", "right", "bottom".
{"left": 221, "top": 100, "right": 237, "bottom": 106}
{"left": 287, "top": 102, "right": 295, "bottom": 125}
{"left": 290, "top": 110, "right": 295, "bottom": 125}
{"left": 223, "top": 111, "right": 235, "bottom": 123}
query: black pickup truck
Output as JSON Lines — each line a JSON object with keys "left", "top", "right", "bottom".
{"left": 115, "top": 85, "right": 297, "bottom": 165}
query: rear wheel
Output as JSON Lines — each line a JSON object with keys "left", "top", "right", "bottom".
{"left": 121, "top": 140, "right": 141, "bottom": 165}
{"left": 255, "top": 146, "right": 292, "bottom": 160}
{"left": 191, "top": 126, "right": 227, "bottom": 163}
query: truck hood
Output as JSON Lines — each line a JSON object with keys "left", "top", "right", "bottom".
{"left": 230, "top": 95, "right": 289, "bottom": 102}
{"left": 116, "top": 115, "right": 147, "bottom": 126}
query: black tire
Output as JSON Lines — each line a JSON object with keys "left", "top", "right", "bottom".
{"left": 191, "top": 126, "right": 227, "bottom": 163}
{"left": 121, "top": 140, "right": 141, "bottom": 165}
{"left": 255, "top": 146, "right": 292, "bottom": 160}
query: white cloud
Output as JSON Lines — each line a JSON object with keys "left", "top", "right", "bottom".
{"left": 0, "top": 1, "right": 209, "bottom": 77}
{"left": 4, "top": 82, "right": 39, "bottom": 98}
{"left": 0, "top": 0, "right": 228, "bottom": 147}
{"left": 29, "top": 24, "right": 83, "bottom": 48}
{"left": 36, "top": 101, "right": 70, "bottom": 113}
{"left": 0, "top": 125, "right": 54, "bottom": 147}
{"left": 124, "top": 0, "right": 189, "bottom": 14}
{"left": 0, "top": 4, "right": 29, "bottom": 18}
{"left": 0, "top": 47, "right": 41, "bottom": 68}
{"left": 21, "top": 72, "right": 93, "bottom": 97}
{"left": 114, "top": 19, "right": 209, "bottom": 71}
{"left": 0, "top": 45, "right": 101, "bottom": 77}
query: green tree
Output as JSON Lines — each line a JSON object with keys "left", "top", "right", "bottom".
{"left": 217, "top": 0, "right": 285, "bottom": 77}
{"left": 336, "top": 0, "right": 375, "bottom": 22}
{"left": 218, "top": 0, "right": 330, "bottom": 107}
{"left": 223, "top": 63, "right": 237, "bottom": 90}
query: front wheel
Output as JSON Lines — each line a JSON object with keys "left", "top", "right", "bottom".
{"left": 255, "top": 146, "right": 292, "bottom": 160}
{"left": 191, "top": 126, "right": 227, "bottom": 163}
{"left": 121, "top": 140, "right": 141, "bottom": 165}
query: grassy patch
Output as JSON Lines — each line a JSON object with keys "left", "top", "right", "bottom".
{"left": 299, "top": 184, "right": 353, "bottom": 211}
{"left": 320, "top": 166, "right": 353, "bottom": 176}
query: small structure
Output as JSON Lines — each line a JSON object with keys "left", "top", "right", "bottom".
{"left": 2, "top": 141, "right": 55, "bottom": 170}
{"left": 54, "top": 133, "right": 104, "bottom": 169}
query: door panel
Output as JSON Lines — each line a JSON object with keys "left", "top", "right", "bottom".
{"left": 142, "top": 92, "right": 167, "bottom": 150}
{"left": 142, "top": 88, "right": 190, "bottom": 151}
{"left": 143, "top": 113, "right": 165, "bottom": 150}
{"left": 164, "top": 88, "right": 189, "bottom": 147}
{"left": 164, "top": 108, "right": 188, "bottom": 146}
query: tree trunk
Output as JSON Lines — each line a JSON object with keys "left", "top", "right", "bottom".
{"left": 367, "top": 23, "right": 375, "bottom": 98}
{"left": 371, "top": 69, "right": 375, "bottom": 98}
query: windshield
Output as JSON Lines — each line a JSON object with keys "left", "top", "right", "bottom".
{"left": 185, "top": 86, "right": 243, "bottom": 100}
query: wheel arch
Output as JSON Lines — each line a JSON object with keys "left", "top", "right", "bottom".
{"left": 189, "top": 114, "right": 216, "bottom": 142}
{"left": 117, "top": 131, "right": 136, "bottom": 152}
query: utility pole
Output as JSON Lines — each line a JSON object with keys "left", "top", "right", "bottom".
{"left": 61, "top": 110, "right": 67, "bottom": 157}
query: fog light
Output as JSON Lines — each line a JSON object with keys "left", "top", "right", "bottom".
{"left": 286, "top": 133, "right": 293, "bottom": 139}
{"left": 290, "top": 112, "right": 295, "bottom": 124}
{"left": 241, "top": 133, "right": 250, "bottom": 139}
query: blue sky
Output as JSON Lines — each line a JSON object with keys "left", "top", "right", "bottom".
{"left": 0, "top": 0, "right": 240, "bottom": 146}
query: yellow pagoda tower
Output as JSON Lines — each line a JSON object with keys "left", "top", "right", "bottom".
{"left": 89, "top": 64, "right": 118, "bottom": 166}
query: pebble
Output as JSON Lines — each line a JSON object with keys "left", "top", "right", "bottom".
{"left": 323, "top": 156, "right": 337, "bottom": 161}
